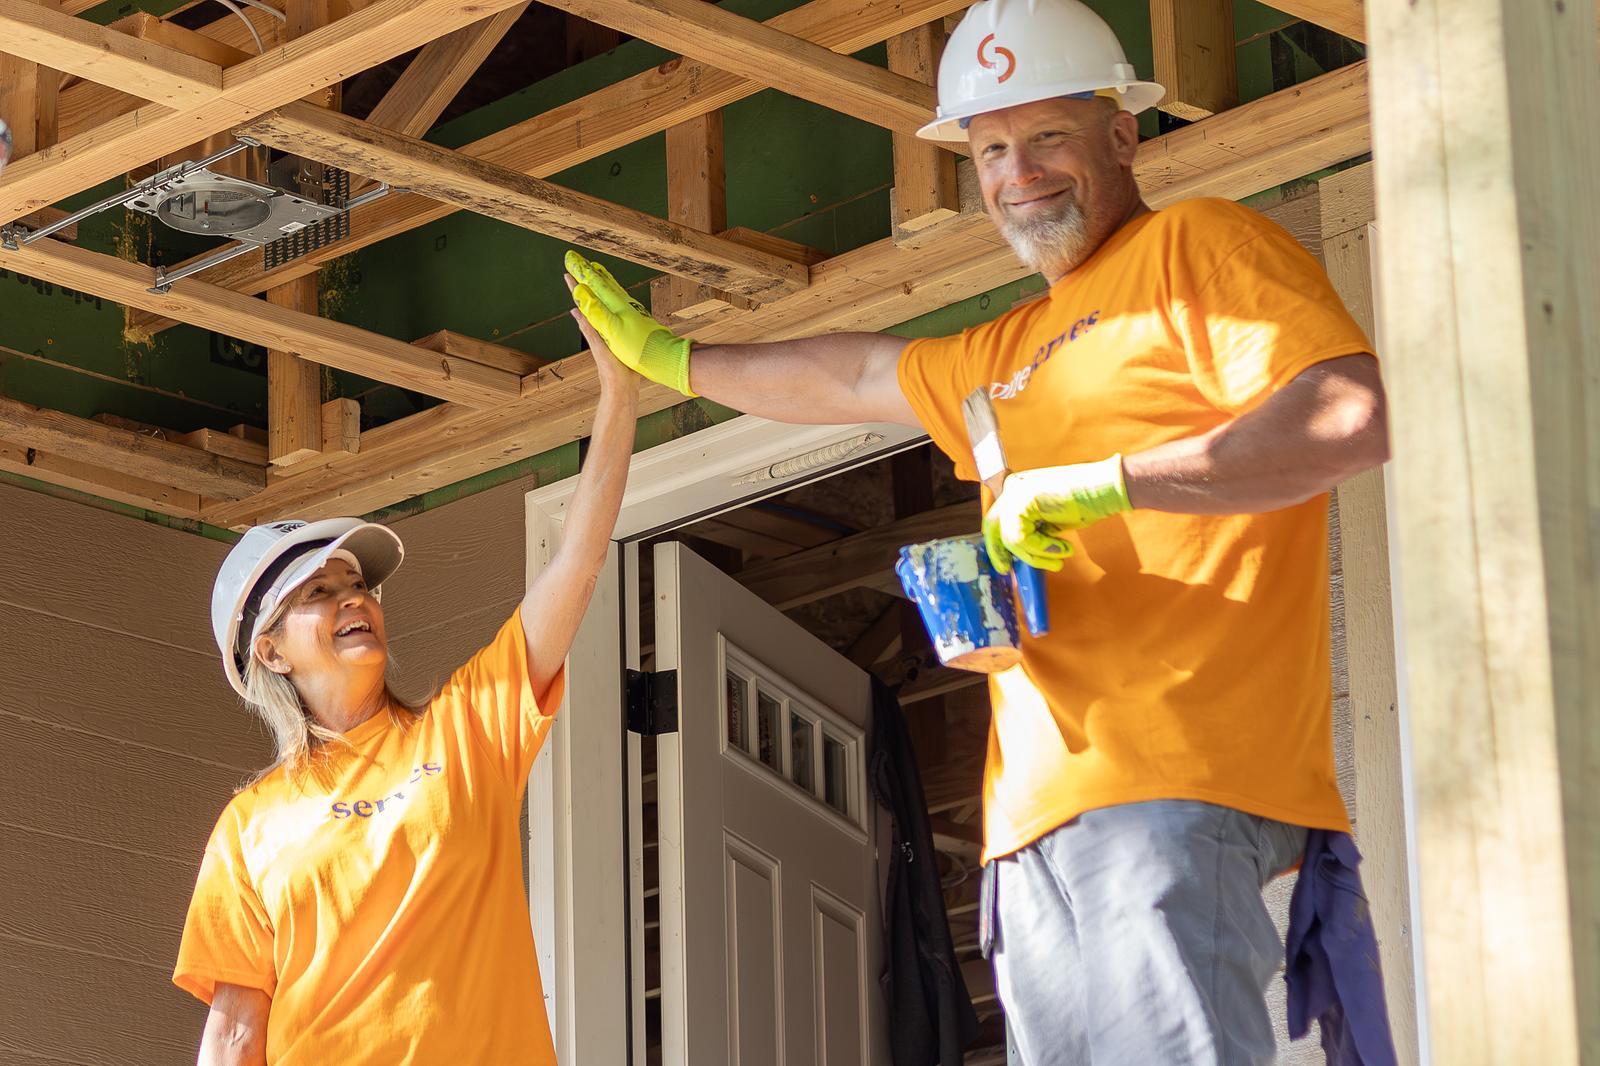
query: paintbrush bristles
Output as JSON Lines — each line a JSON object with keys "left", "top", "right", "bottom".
{"left": 962, "top": 386, "right": 1009, "bottom": 491}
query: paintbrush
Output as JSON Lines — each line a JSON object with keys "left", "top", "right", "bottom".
{"left": 962, "top": 386, "right": 1009, "bottom": 497}
{"left": 962, "top": 386, "right": 1050, "bottom": 636}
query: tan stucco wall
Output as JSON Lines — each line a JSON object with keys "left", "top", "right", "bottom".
{"left": 0, "top": 476, "right": 531, "bottom": 1064}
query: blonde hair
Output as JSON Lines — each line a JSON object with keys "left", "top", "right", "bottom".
{"left": 240, "top": 620, "right": 428, "bottom": 787}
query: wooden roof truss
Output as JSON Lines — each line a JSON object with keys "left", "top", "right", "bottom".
{"left": 0, "top": 0, "right": 1369, "bottom": 529}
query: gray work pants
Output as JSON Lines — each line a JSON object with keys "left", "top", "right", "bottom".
{"left": 984, "top": 800, "right": 1308, "bottom": 1066}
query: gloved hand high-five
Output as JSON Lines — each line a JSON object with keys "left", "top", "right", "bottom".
{"left": 982, "top": 455, "right": 1131, "bottom": 573}
{"left": 564, "top": 250, "right": 695, "bottom": 396}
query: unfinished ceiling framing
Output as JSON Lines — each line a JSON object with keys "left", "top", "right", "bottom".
{"left": 0, "top": 0, "right": 1370, "bottom": 534}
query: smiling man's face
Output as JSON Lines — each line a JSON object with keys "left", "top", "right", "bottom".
{"left": 968, "top": 95, "right": 1143, "bottom": 282}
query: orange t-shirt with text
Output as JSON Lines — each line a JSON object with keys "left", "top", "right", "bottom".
{"left": 898, "top": 198, "right": 1373, "bottom": 862}
{"left": 174, "top": 609, "right": 563, "bottom": 1065}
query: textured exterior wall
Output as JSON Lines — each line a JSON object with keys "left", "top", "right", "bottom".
{"left": 0, "top": 475, "right": 531, "bottom": 1064}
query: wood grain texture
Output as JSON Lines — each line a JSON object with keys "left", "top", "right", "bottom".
{"left": 887, "top": 21, "right": 958, "bottom": 236}
{"left": 0, "top": 936, "right": 206, "bottom": 1064}
{"left": 538, "top": 0, "right": 937, "bottom": 135}
{"left": 1260, "top": 0, "right": 1365, "bottom": 42}
{"left": 1319, "top": 159, "right": 1374, "bottom": 239}
{"left": 243, "top": 102, "right": 810, "bottom": 299}
{"left": 412, "top": 329, "right": 544, "bottom": 377}
{"left": 268, "top": 274, "right": 324, "bottom": 467}
{"left": 128, "top": 0, "right": 974, "bottom": 337}
{"left": 1149, "top": 0, "right": 1239, "bottom": 120}
{"left": 0, "top": 0, "right": 536, "bottom": 224}
{"left": 0, "top": 436, "right": 204, "bottom": 516}
{"left": 0, "top": 0, "right": 224, "bottom": 107}
{"left": 0, "top": 239, "right": 521, "bottom": 407}
{"left": 0, "top": 395, "right": 263, "bottom": 499}
{"left": 653, "top": 111, "right": 728, "bottom": 318}
{"left": 365, "top": 3, "right": 529, "bottom": 137}
{"left": 1367, "top": 0, "right": 1600, "bottom": 1058}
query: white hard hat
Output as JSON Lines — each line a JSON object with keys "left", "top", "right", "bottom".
{"left": 211, "top": 518, "right": 404, "bottom": 698}
{"left": 918, "top": 0, "right": 1165, "bottom": 143}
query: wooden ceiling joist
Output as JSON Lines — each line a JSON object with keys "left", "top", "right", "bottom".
{"left": 0, "top": 0, "right": 532, "bottom": 224}
{"left": 0, "top": 395, "right": 264, "bottom": 500}
{"left": 1261, "top": 1, "right": 1366, "bottom": 42}
{"left": 364, "top": 3, "right": 530, "bottom": 137}
{"left": 0, "top": 437, "right": 205, "bottom": 516}
{"left": 538, "top": 0, "right": 937, "bottom": 135}
{"left": 241, "top": 102, "right": 812, "bottom": 299}
{"left": 185, "top": 62, "right": 1370, "bottom": 527}
{"left": 0, "top": 239, "right": 523, "bottom": 408}
{"left": 127, "top": 0, "right": 972, "bottom": 338}
{"left": 739, "top": 501, "right": 973, "bottom": 611}
{"left": 0, "top": 0, "right": 224, "bottom": 107}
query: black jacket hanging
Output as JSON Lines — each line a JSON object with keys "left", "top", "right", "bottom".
{"left": 869, "top": 677, "right": 982, "bottom": 1065}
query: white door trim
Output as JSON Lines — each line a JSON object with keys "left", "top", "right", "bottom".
{"left": 525, "top": 414, "right": 924, "bottom": 1064}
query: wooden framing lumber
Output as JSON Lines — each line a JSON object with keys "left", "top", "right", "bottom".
{"left": 321, "top": 398, "right": 360, "bottom": 457}
{"left": 0, "top": 395, "right": 264, "bottom": 499}
{"left": 365, "top": 4, "right": 528, "bottom": 137}
{"left": 0, "top": 239, "right": 521, "bottom": 407}
{"left": 0, "top": 0, "right": 224, "bottom": 107}
{"left": 55, "top": 16, "right": 256, "bottom": 142}
{"left": 0, "top": 0, "right": 535, "bottom": 224}
{"left": 1367, "top": 0, "right": 1600, "bottom": 1058}
{"left": 0, "top": 437, "right": 203, "bottom": 516}
{"left": 1, "top": 4, "right": 58, "bottom": 163}
{"left": 653, "top": 112, "right": 728, "bottom": 319}
{"left": 887, "top": 21, "right": 959, "bottom": 240}
{"left": 178, "top": 426, "right": 269, "bottom": 465}
{"left": 127, "top": 0, "right": 974, "bottom": 337}
{"left": 184, "top": 63, "right": 1371, "bottom": 526}
{"left": 537, "top": 0, "right": 936, "bottom": 135}
{"left": 1261, "top": 1, "right": 1365, "bottom": 41}
{"left": 739, "top": 502, "right": 972, "bottom": 611}
{"left": 268, "top": 276, "right": 324, "bottom": 467}
{"left": 412, "top": 330, "right": 543, "bottom": 377}
{"left": 242, "top": 102, "right": 811, "bottom": 299}
{"left": 1149, "top": 0, "right": 1238, "bottom": 120}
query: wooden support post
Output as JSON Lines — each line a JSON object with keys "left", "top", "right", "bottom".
{"left": 887, "top": 21, "right": 958, "bottom": 242}
{"left": 267, "top": 276, "right": 324, "bottom": 468}
{"left": 1317, "top": 161, "right": 1419, "bottom": 1066}
{"left": 267, "top": 0, "right": 336, "bottom": 470}
{"left": 1149, "top": 0, "right": 1238, "bottom": 120}
{"left": 320, "top": 398, "right": 361, "bottom": 458}
{"left": 652, "top": 112, "right": 730, "bottom": 321}
{"left": 1367, "top": 0, "right": 1600, "bottom": 1060}
{"left": 0, "top": 1, "right": 60, "bottom": 163}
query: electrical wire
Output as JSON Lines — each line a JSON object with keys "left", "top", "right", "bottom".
{"left": 208, "top": 0, "right": 266, "bottom": 53}
{"left": 229, "top": 0, "right": 289, "bottom": 22}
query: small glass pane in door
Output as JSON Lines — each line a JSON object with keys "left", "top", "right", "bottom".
{"left": 726, "top": 671, "right": 749, "bottom": 753}
{"left": 790, "top": 712, "right": 815, "bottom": 792}
{"left": 823, "top": 734, "right": 849, "bottom": 815}
{"left": 757, "top": 691, "right": 782, "bottom": 770}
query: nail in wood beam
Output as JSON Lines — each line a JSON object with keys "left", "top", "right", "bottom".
{"left": 321, "top": 397, "right": 360, "bottom": 458}
{"left": 888, "top": 21, "right": 959, "bottom": 242}
{"left": 1150, "top": 0, "right": 1238, "bottom": 121}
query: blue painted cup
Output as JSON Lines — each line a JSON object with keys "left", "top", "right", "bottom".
{"left": 895, "top": 534, "right": 1023, "bottom": 673}
{"left": 1011, "top": 560, "right": 1051, "bottom": 638}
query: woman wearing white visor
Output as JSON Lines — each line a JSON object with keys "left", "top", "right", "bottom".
{"left": 173, "top": 310, "right": 639, "bottom": 1065}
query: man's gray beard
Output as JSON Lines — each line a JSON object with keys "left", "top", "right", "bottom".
{"left": 998, "top": 196, "right": 1092, "bottom": 274}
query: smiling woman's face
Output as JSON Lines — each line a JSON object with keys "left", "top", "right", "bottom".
{"left": 254, "top": 558, "right": 388, "bottom": 680}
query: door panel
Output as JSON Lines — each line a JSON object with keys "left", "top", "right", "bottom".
{"left": 654, "top": 542, "right": 886, "bottom": 1066}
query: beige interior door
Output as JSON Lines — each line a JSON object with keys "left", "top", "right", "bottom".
{"left": 654, "top": 541, "right": 887, "bottom": 1066}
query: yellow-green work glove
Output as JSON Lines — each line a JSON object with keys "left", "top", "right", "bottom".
{"left": 564, "top": 250, "right": 695, "bottom": 396}
{"left": 983, "top": 455, "right": 1131, "bottom": 573}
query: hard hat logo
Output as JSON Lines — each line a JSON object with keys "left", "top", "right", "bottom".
{"left": 977, "top": 34, "right": 1017, "bottom": 84}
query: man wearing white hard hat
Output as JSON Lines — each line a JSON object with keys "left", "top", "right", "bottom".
{"left": 566, "top": 0, "right": 1391, "bottom": 1061}
{"left": 172, "top": 313, "right": 640, "bottom": 1064}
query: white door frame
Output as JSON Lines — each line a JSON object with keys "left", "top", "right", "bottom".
{"left": 523, "top": 415, "right": 925, "bottom": 1064}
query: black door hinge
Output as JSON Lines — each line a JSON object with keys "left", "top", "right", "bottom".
{"left": 626, "top": 669, "right": 678, "bottom": 735}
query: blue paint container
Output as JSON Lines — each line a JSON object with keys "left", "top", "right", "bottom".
{"left": 1012, "top": 560, "right": 1051, "bottom": 638}
{"left": 895, "top": 535, "right": 1023, "bottom": 674}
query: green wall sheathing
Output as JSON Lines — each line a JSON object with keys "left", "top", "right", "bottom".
{"left": 0, "top": 0, "right": 1363, "bottom": 532}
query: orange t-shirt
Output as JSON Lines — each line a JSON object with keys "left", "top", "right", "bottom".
{"left": 174, "top": 609, "right": 564, "bottom": 1064}
{"left": 898, "top": 197, "right": 1373, "bottom": 862}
